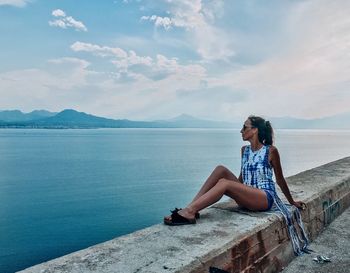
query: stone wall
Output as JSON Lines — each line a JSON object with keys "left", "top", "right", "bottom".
{"left": 19, "top": 157, "right": 350, "bottom": 273}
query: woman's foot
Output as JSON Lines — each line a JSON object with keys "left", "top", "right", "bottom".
{"left": 163, "top": 207, "right": 197, "bottom": 224}
{"left": 178, "top": 207, "right": 196, "bottom": 219}
{"left": 164, "top": 207, "right": 200, "bottom": 221}
{"left": 163, "top": 208, "right": 197, "bottom": 226}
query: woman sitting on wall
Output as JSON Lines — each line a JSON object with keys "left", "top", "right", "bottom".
{"left": 164, "top": 115, "right": 308, "bottom": 255}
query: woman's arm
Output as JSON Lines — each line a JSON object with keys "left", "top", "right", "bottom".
{"left": 238, "top": 146, "right": 246, "bottom": 183}
{"left": 269, "top": 146, "right": 305, "bottom": 209}
{"left": 238, "top": 172, "right": 243, "bottom": 183}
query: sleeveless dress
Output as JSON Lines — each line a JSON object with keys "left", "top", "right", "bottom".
{"left": 241, "top": 145, "right": 309, "bottom": 255}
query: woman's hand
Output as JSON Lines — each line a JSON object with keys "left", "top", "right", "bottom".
{"left": 291, "top": 200, "right": 306, "bottom": 210}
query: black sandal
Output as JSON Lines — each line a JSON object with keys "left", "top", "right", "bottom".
{"left": 171, "top": 207, "right": 200, "bottom": 219}
{"left": 164, "top": 210, "right": 196, "bottom": 226}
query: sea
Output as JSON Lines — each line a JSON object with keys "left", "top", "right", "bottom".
{"left": 1, "top": 128, "right": 350, "bottom": 273}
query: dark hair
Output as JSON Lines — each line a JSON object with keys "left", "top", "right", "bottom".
{"left": 248, "top": 115, "right": 274, "bottom": 145}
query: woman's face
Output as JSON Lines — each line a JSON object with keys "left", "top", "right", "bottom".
{"left": 240, "top": 119, "right": 256, "bottom": 140}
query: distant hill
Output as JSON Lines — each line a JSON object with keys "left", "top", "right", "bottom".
{"left": 0, "top": 109, "right": 56, "bottom": 122}
{"left": 269, "top": 112, "right": 350, "bottom": 129}
{"left": 0, "top": 109, "right": 153, "bottom": 128}
{"left": 155, "top": 114, "right": 235, "bottom": 128}
{"left": 32, "top": 109, "right": 123, "bottom": 128}
{"left": 0, "top": 109, "right": 233, "bottom": 129}
{"left": 168, "top": 113, "right": 201, "bottom": 122}
{"left": 0, "top": 109, "right": 349, "bottom": 129}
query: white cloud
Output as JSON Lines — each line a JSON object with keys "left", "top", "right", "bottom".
{"left": 141, "top": 0, "right": 233, "bottom": 61}
{"left": 206, "top": 0, "right": 350, "bottom": 119}
{"left": 0, "top": 59, "right": 90, "bottom": 112}
{"left": 71, "top": 41, "right": 206, "bottom": 83}
{"left": 71, "top": 41, "right": 127, "bottom": 58}
{"left": 0, "top": 0, "right": 30, "bottom": 7}
{"left": 126, "top": 50, "right": 153, "bottom": 66}
{"left": 49, "top": 20, "right": 67, "bottom": 29}
{"left": 49, "top": 9, "right": 87, "bottom": 32}
{"left": 52, "top": 9, "right": 66, "bottom": 17}
{"left": 45, "top": 57, "right": 92, "bottom": 90}
{"left": 141, "top": 15, "right": 173, "bottom": 30}
{"left": 47, "top": 57, "right": 90, "bottom": 69}
{"left": 2, "top": 0, "right": 348, "bottom": 121}
{"left": 0, "top": 38, "right": 206, "bottom": 119}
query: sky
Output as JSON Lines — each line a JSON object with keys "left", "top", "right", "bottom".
{"left": 0, "top": 0, "right": 349, "bottom": 122}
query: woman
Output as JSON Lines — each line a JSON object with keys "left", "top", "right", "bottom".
{"left": 164, "top": 115, "right": 308, "bottom": 255}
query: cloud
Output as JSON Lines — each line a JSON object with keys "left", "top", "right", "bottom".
{"left": 49, "top": 9, "right": 87, "bottom": 32}
{"left": 0, "top": 0, "right": 30, "bottom": 7}
{"left": 71, "top": 41, "right": 205, "bottom": 82}
{"left": 52, "top": 9, "right": 65, "bottom": 17}
{"left": 141, "top": 1, "right": 205, "bottom": 30}
{"left": 0, "top": 37, "right": 207, "bottom": 119}
{"left": 141, "top": 15, "right": 173, "bottom": 30}
{"left": 47, "top": 57, "right": 90, "bottom": 70}
{"left": 2, "top": 0, "right": 348, "bottom": 121}
{"left": 71, "top": 41, "right": 128, "bottom": 58}
{"left": 0, "top": 58, "right": 94, "bottom": 112}
{"left": 140, "top": 0, "right": 233, "bottom": 61}
{"left": 205, "top": 0, "right": 350, "bottom": 119}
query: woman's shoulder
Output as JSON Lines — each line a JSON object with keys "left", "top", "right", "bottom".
{"left": 241, "top": 145, "right": 249, "bottom": 155}
{"left": 268, "top": 145, "right": 278, "bottom": 152}
{"left": 241, "top": 144, "right": 250, "bottom": 151}
{"left": 267, "top": 145, "right": 280, "bottom": 159}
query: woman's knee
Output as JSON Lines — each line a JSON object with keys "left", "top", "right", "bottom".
{"left": 214, "top": 165, "right": 237, "bottom": 181}
{"left": 214, "top": 165, "right": 229, "bottom": 177}
{"left": 217, "top": 178, "right": 231, "bottom": 189}
{"left": 217, "top": 178, "right": 240, "bottom": 195}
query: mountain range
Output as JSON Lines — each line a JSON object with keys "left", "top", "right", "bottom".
{"left": 0, "top": 109, "right": 349, "bottom": 129}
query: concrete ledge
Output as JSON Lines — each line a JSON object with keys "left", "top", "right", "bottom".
{"left": 19, "top": 157, "right": 350, "bottom": 273}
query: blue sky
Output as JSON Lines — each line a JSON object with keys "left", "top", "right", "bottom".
{"left": 0, "top": 0, "right": 349, "bottom": 121}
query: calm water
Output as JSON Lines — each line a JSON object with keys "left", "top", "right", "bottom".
{"left": 1, "top": 128, "right": 350, "bottom": 272}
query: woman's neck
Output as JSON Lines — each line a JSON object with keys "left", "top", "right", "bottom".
{"left": 249, "top": 139, "right": 264, "bottom": 151}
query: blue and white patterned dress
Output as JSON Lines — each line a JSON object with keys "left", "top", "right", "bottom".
{"left": 241, "top": 145, "right": 309, "bottom": 255}
{"left": 241, "top": 145, "right": 276, "bottom": 201}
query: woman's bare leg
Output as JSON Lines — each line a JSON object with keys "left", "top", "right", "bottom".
{"left": 179, "top": 178, "right": 268, "bottom": 219}
{"left": 191, "top": 165, "right": 238, "bottom": 204}
{"left": 164, "top": 166, "right": 238, "bottom": 221}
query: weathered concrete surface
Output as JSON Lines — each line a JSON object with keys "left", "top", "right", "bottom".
{"left": 18, "top": 157, "right": 350, "bottom": 273}
{"left": 282, "top": 207, "right": 350, "bottom": 273}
